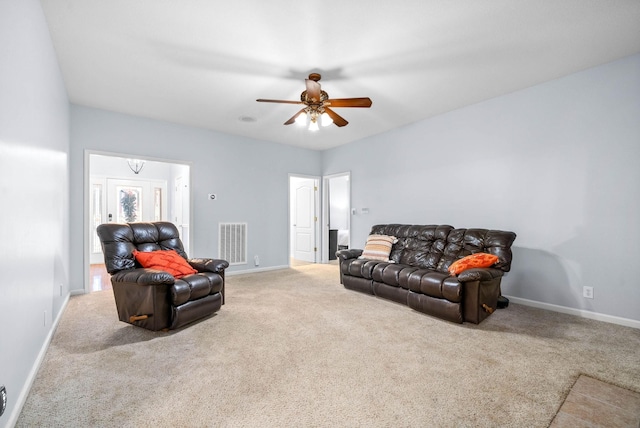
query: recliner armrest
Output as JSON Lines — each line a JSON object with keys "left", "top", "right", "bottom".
{"left": 456, "top": 268, "right": 504, "bottom": 282}
{"left": 111, "top": 268, "right": 175, "bottom": 285}
{"left": 189, "top": 258, "right": 229, "bottom": 274}
{"left": 336, "top": 248, "right": 363, "bottom": 261}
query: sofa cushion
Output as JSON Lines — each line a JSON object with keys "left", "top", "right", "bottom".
{"left": 345, "top": 258, "right": 384, "bottom": 279}
{"left": 376, "top": 263, "right": 403, "bottom": 286}
{"left": 403, "top": 270, "right": 462, "bottom": 302}
{"left": 379, "top": 264, "right": 419, "bottom": 288}
{"left": 358, "top": 234, "right": 398, "bottom": 262}
{"left": 133, "top": 249, "right": 198, "bottom": 278}
{"left": 448, "top": 253, "right": 499, "bottom": 276}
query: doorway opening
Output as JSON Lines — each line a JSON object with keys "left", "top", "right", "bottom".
{"left": 322, "top": 172, "right": 351, "bottom": 263}
{"left": 85, "top": 152, "right": 191, "bottom": 293}
{"left": 289, "top": 174, "right": 320, "bottom": 266}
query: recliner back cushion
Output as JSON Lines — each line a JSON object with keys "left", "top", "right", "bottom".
{"left": 97, "top": 222, "right": 188, "bottom": 274}
{"left": 129, "top": 222, "right": 188, "bottom": 258}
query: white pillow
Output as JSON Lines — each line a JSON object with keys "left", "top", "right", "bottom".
{"left": 358, "top": 234, "right": 398, "bottom": 262}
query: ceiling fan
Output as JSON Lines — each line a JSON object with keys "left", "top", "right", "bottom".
{"left": 256, "top": 73, "right": 372, "bottom": 130}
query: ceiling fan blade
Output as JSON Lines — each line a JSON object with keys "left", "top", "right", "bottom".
{"left": 325, "top": 97, "right": 372, "bottom": 108}
{"left": 284, "top": 108, "right": 306, "bottom": 125}
{"left": 305, "top": 79, "right": 322, "bottom": 104}
{"left": 324, "top": 107, "right": 348, "bottom": 127}
{"left": 256, "top": 99, "right": 304, "bottom": 105}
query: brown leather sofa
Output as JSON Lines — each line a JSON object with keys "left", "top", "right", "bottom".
{"left": 337, "top": 224, "right": 516, "bottom": 324}
{"left": 97, "top": 221, "right": 228, "bottom": 331}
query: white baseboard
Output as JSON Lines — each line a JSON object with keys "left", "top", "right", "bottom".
{"left": 8, "top": 293, "right": 70, "bottom": 427}
{"left": 226, "top": 265, "right": 289, "bottom": 276}
{"left": 504, "top": 295, "right": 640, "bottom": 330}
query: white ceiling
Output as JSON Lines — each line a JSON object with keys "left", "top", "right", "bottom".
{"left": 41, "top": 1, "right": 640, "bottom": 151}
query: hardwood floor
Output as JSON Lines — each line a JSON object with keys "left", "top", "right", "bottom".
{"left": 89, "top": 264, "right": 111, "bottom": 292}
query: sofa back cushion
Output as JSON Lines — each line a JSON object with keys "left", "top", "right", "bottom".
{"left": 369, "top": 224, "right": 516, "bottom": 273}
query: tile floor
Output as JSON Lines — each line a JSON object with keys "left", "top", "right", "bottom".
{"left": 551, "top": 375, "right": 640, "bottom": 427}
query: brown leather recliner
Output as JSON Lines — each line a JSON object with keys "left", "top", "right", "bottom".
{"left": 96, "top": 221, "right": 228, "bottom": 331}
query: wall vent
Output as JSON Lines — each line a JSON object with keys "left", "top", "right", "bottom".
{"left": 219, "top": 223, "right": 247, "bottom": 265}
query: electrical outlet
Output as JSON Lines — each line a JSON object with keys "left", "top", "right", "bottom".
{"left": 583, "top": 286, "right": 594, "bottom": 299}
{"left": 254, "top": 255, "right": 260, "bottom": 266}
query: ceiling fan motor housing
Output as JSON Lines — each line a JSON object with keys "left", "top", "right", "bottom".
{"left": 301, "top": 90, "right": 329, "bottom": 105}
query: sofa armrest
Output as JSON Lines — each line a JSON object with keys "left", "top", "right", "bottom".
{"left": 111, "top": 268, "right": 175, "bottom": 285}
{"left": 337, "top": 248, "right": 363, "bottom": 261}
{"left": 189, "top": 258, "right": 229, "bottom": 274}
{"left": 456, "top": 268, "right": 504, "bottom": 283}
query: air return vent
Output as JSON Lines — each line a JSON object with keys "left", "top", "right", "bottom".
{"left": 219, "top": 223, "right": 247, "bottom": 265}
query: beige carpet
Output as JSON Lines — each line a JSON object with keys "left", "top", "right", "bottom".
{"left": 17, "top": 264, "right": 640, "bottom": 427}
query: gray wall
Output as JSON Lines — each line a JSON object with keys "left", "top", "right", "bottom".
{"left": 0, "top": 0, "right": 70, "bottom": 425}
{"left": 69, "top": 105, "right": 323, "bottom": 290}
{"left": 323, "top": 53, "right": 640, "bottom": 322}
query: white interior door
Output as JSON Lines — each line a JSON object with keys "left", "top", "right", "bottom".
{"left": 292, "top": 177, "right": 317, "bottom": 262}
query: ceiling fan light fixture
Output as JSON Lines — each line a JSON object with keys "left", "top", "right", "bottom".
{"left": 308, "top": 118, "right": 320, "bottom": 132}
{"left": 320, "top": 112, "right": 333, "bottom": 127}
{"left": 295, "top": 111, "right": 308, "bottom": 126}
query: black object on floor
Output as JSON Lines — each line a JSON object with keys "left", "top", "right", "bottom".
{"left": 497, "top": 296, "right": 509, "bottom": 309}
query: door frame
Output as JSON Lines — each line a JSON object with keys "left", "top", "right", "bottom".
{"left": 173, "top": 174, "right": 190, "bottom": 252}
{"left": 288, "top": 173, "right": 320, "bottom": 265}
{"left": 83, "top": 149, "right": 192, "bottom": 294}
{"left": 322, "top": 171, "right": 351, "bottom": 263}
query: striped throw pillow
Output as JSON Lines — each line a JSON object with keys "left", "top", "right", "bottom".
{"left": 358, "top": 234, "right": 398, "bottom": 262}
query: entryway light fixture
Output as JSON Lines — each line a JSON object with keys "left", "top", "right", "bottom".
{"left": 127, "top": 158, "right": 145, "bottom": 174}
